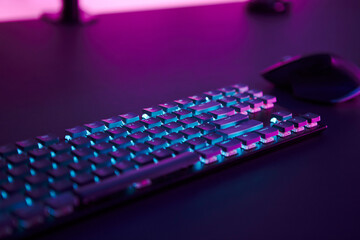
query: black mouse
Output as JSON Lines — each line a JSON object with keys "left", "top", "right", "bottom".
{"left": 262, "top": 53, "right": 360, "bottom": 103}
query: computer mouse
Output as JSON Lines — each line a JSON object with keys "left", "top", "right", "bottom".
{"left": 261, "top": 53, "right": 360, "bottom": 103}
{"left": 247, "top": 0, "right": 290, "bottom": 14}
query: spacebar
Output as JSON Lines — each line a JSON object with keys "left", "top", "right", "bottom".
{"left": 76, "top": 152, "right": 200, "bottom": 204}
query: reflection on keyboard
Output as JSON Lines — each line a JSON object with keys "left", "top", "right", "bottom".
{"left": 0, "top": 83, "right": 326, "bottom": 239}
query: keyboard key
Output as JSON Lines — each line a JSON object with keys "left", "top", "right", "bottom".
{"left": 88, "top": 132, "right": 110, "bottom": 144}
{"left": 188, "top": 94, "right": 207, "bottom": 104}
{"left": 259, "top": 95, "right": 277, "bottom": 108}
{"left": 194, "top": 113, "right": 213, "bottom": 123}
{"left": 51, "top": 153, "right": 73, "bottom": 166}
{"left": 92, "top": 142, "right": 113, "bottom": 154}
{"left": 113, "top": 161, "right": 135, "bottom": 173}
{"left": 157, "top": 113, "right": 177, "bottom": 124}
{"left": 0, "top": 194, "right": 27, "bottom": 212}
{"left": 173, "top": 109, "right": 192, "bottom": 120}
{"left": 0, "top": 214, "right": 15, "bottom": 238}
{"left": 169, "top": 143, "right": 191, "bottom": 154}
{"left": 6, "top": 154, "right": 29, "bottom": 166}
{"left": 174, "top": 98, "right": 194, "bottom": 108}
{"left": 72, "top": 148, "right": 94, "bottom": 160}
{"left": 30, "top": 159, "right": 52, "bottom": 172}
{"left": 47, "top": 166, "right": 70, "bottom": 179}
{"left": 158, "top": 102, "right": 179, "bottom": 113}
{"left": 109, "top": 149, "right": 131, "bottom": 161}
{"left": 143, "top": 106, "right": 164, "bottom": 118}
{"left": 146, "top": 138, "right": 168, "bottom": 150}
{"left": 246, "top": 99, "right": 264, "bottom": 112}
{"left": 119, "top": 113, "right": 139, "bottom": 124}
{"left": 102, "top": 116, "right": 123, "bottom": 129}
{"left": 1, "top": 180, "right": 26, "bottom": 194}
{"left": 163, "top": 122, "right": 183, "bottom": 133}
{"left": 186, "top": 137, "right": 207, "bottom": 150}
{"left": 128, "top": 132, "right": 151, "bottom": 143}
{"left": 180, "top": 128, "right": 202, "bottom": 140}
{"left": 202, "top": 133, "right": 223, "bottom": 144}
{"left": 216, "top": 139, "right": 242, "bottom": 156}
{"left": 25, "top": 173, "right": 48, "bottom": 186}
{"left": 106, "top": 127, "right": 128, "bottom": 139}
{"left": 302, "top": 112, "right": 321, "bottom": 128}
{"left": 65, "top": 126, "right": 87, "bottom": 139}
{"left": 36, "top": 134, "right": 59, "bottom": 147}
{"left": 93, "top": 167, "right": 115, "bottom": 180}
{"left": 247, "top": 89, "right": 263, "bottom": 98}
{"left": 133, "top": 155, "right": 154, "bottom": 166}
{"left": 204, "top": 90, "right": 223, "bottom": 100}
{"left": 255, "top": 127, "right": 279, "bottom": 143}
{"left": 84, "top": 121, "right": 105, "bottom": 134}
{"left": 69, "top": 137, "right": 91, "bottom": 148}
{"left": 218, "top": 97, "right": 237, "bottom": 107}
{"left": 218, "top": 120, "right": 263, "bottom": 139}
{"left": 188, "top": 101, "right": 221, "bottom": 115}
{"left": 89, "top": 155, "right": 112, "bottom": 168}
{"left": 124, "top": 121, "right": 146, "bottom": 133}
{"left": 151, "top": 148, "right": 173, "bottom": 161}
{"left": 110, "top": 137, "right": 132, "bottom": 149}
{"left": 196, "top": 123, "right": 216, "bottom": 134}
{"left": 237, "top": 132, "right": 261, "bottom": 150}
{"left": 0, "top": 144, "right": 18, "bottom": 157}
{"left": 45, "top": 192, "right": 78, "bottom": 217}
{"left": 163, "top": 132, "right": 185, "bottom": 145}
{"left": 8, "top": 165, "right": 31, "bottom": 178}
{"left": 141, "top": 117, "right": 162, "bottom": 128}
{"left": 211, "top": 113, "right": 248, "bottom": 129}
{"left": 196, "top": 145, "right": 222, "bottom": 164}
{"left": 288, "top": 117, "right": 308, "bottom": 132}
{"left": 72, "top": 173, "right": 94, "bottom": 186}
{"left": 272, "top": 111, "right": 292, "bottom": 121}
{"left": 179, "top": 117, "right": 199, "bottom": 128}
{"left": 273, "top": 121, "right": 295, "bottom": 137}
{"left": 233, "top": 93, "right": 250, "bottom": 102}
{"left": 12, "top": 203, "right": 45, "bottom": 229}
{"left": 16, "top": 139, "right": 38, "bottom": 152}
{"left": 69, "top": 161, "right": 91, "bottom": 173}
{"left": 218, "top": 87, "right": 236, "bottom": 96}
{"left": 50, "top": 179, "right": 73, "bottom": 193}
{"left": 231, "top": 84, "right": 249, "bottom": 93}
{"left": 49, "top": 142, "right": 72, "bottom": 154}
{"left": 146, "top": 126, "right": 167, "bottom": 138}
{"left": 209, "top": 107, "right": 235, "bottom": 119}
{"left": 26, "top": 187, "right": 50, "bottom": 201}
{"left": 231, "top": 103, "right": 250, "bottom": 113}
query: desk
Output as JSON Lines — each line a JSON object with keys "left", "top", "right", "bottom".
{"left": 0, "top": 0, "right": 359, "bottom": 239}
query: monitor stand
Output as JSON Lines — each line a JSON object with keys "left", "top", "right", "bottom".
{"left": 42, "top": 0, "right": 96, "bottom": 24}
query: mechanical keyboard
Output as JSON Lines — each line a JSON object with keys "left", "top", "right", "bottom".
{"left": 0, "top": 83, "right": 327, "bottom": 239}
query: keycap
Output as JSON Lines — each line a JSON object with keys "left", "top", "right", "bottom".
{"left": 91, "top": 142, "right": 113, "bottom": 154}
{"left": 179, "top": 117, "right": 199, "bottom": 128}
{"left": 6, "top": 154, "right": 29, "bottom": 166}
{"left": 188, "top": 94, "right": 207, "bottom": 104}
{"left": 218, "top": 120, "right": 263, "bottom": 139}
{"left": 173, "top": 109, "right": 192, "bottom": 120}
{"left": 119, "top": 113, "right": 139, "bottom": 124}
{"left": 88, "top": 132, "right": 110, "bottom": 144}
{"left": 247, "top": 89, "right": 263, "bottom": 98}
{"left": 45, "top": 192, "right": 78, "bottom": 217}
{"left": 174, "top": 98, "right": 194, "bottom": 108}
{"left": 157, "top": 113, "right": 177, "bottom": 124}
{"left": 218, "top": 87, "right": 236, "bottom": 96}
{"left": 72, "top": 148, "right": 95, "bottom": 160}
{"left": 89, "top": 155, "right": 112, "bottom": 168}
{"left": 113, "top": 161, "right": 135, "bottom": 173}
{"left": 28, "top": 148, "right": 51, "bottom": 160}
{"left": 69, "top": 137, "right": 91, "bottom": 148}
{"left": 26, "top": 187, "right": 50, "bottom": 201}
{"left": 49, "top": 142, "right": 72, "bottom": 154}
{"left": 231, "top": 103, "right": 250, "bottom": 113}
{"left": 150, "top": 148, "right": 173, "bottom": 161}
{"left": 189, "top": 101, "right": 221, "bottom": 115}
{"left": 145, "top": 126, "right": 167, "bottom": 138}
{"left": 272, "top": 111, "right": 292, "bottom": 121}
{"left": 0, "top": 194, "right": 27, "bottom": 212}
{"left": 141, "top": 117, "right": 162, "bottom": 128}
{"left": 194, "top": 113, "right": 213, "bottom": 123}
{"left": 233, "top": 93, "right": 250, "bottom": 102}
{"left": 259, "top": 95, "right": 277, "bottom": 105}
{"left": 196, "top": 145, "right": 222, "bottom": 164}
{"left": 50, "top": 179, "right": 73, "bottom": 193}
{"left": 36, "top": 134, "right": 59, "bottom": 147}
{"left": 216, "top": 139, "right": 242, "bottom": 156}
{"left": 25, "top": 173, "right": 48, "bottom": 186}
{"left": 218, "top": 97, "right": 237, "bottom": 107}
{"left": 202, "top": 133, "right": 223, "bottom": 144}
{"left": 231, "top": 84, "right": 249, "bottom": 93}
{"left": 47, "top": 166, "right": 70, "bottom": 179}
{"left": 106, "top": 127, "right": 128, "bottom": 139}
{"left": 16, "top": 139, "right": 38, "bottom": 152}
{"left": 186, "top": 137, "right": 207, "bottom": 150}
{"left": 2, "top": 180, "right": 26, "bottom": 195}
{"left": 133, "top": 155, "right": 154, "bottom": 166}
{"left": 69, "top": 161, "right": 91, "bottom": 173}
{"left": 204, "top": 90, "right": 223, "bottom": 100}
{"left": 110, "top": 137, "right": 132, "bottom": 149}
{"left": 8, "top": 165, "right": 31, "bottom": 178}
{"left": 210, "top": 107, "right": 235, "bottom": 119}
{"left": 246, "top": 99, "right": 264, "bottom": 110}
{"left": 237, "top": 132, "right": 261, "bottom": 149}
{"left": 93, "top": 167, "right": 115, "bottom": 180}
{"left": 273, "top": 121, "right": 295, "bottom": 133}
{"left": 12, "top": 203, "right": 45, "bottom": 229}
{"left": 76, "top": 152, "right": 200, "bottom": 204}
{"left": 163, "top": 122, "right": 183, "bottom": 133}
{"left": 31, "top": 159, "right": 52, "bottom": 171}
{"left": 109, "top": 149, "right": 131, "bottom": 161}
{"left": 195, "top": 123, "right": 216, "bottom": 134}
{"left": 146, "top": 138, "right": 168, "bottom": 150}
{"left": 255, "top": 127, "right": 279, "bottom": 139}
{"left": 163, "top": 132, "right": 185, "bottom": 145}
{"left": 0, "top": 144, "right": 18, "bottom": 157}
{"left": 84, "top": 121, "right": 105, "bottom": 134}
{"left": 124, "top": 121, "right": 146, "bottom": 133}
{"left": 288, "top": 117, "right": 308, "bottom": 128}
{"left": 143, "top": 107, "right": 164, "bottom": 118}
{"left": 102, "top": 116, "right": 123, "bottom": 129}
{"left": 0, "top": 214, "right": 14, "bottom": 238}
{"left": 65, "top": 126, "right": 87, "bottom": 138}
{"left": 128, "top": 132, "right": 151, "bottom": 143}
{"left": 302, "top": 113, "right": 321, "bottom": 128}
{"left": 51, "top": 153, "right": 73, "bottom": 166}
{"left": 169, "top": 143, "right": 191, "bottom": 154}
{"left": 211, "top": 113, "right": 248, "bottom": 129}
{"left": 158, "top": 102, "right": 179, "bottom": 113}
{"left": 180, "top": 128, "right": 202, "bottom": 140}
{"left": 71, "top": 173, "right": 94, "bottom": 186}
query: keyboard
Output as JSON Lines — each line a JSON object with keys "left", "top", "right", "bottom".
{"left": 0, "top": 83, "right": 326, "bottom": 239}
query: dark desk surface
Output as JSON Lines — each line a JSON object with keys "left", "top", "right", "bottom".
{"left": 1, "top": 0, "right": 360, "bottom": 239}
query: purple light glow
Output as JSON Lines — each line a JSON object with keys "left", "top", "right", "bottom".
{"left": 0, "top": 0, "right": 248, "bottom": 22}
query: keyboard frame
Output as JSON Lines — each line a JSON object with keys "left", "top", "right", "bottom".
{"left": 9, "top": 105, "right": 327, "bottom": 240}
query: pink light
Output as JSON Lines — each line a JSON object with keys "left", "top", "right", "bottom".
{"left": 0, "top": 0, "right": 248, "bottom": 23}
